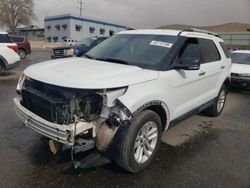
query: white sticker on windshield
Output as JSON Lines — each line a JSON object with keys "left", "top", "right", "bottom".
{"left": 150, "top": 41, "right": 173, "bottom": 48}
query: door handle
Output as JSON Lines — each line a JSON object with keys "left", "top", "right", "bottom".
{"left": 199, "top": 71, "right": 206, "bottom": 76}
{"left": 220, "top": 66, "right": 225, "bottom": 69}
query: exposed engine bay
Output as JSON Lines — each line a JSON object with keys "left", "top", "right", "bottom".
{"left": 18, "top": 77, "right": 132, "bottom": 154}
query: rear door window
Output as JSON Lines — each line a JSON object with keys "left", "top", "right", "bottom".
{"left": 0, "top": 34, "right": 12, "bottom": 43}
{"left": 198, "top": 38, "right": 221, "bottom": 63}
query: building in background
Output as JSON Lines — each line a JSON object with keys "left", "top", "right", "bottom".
{"left": 44, "top": 14, "right": 128, "bottom": 42}
{"left": 14, "top": 25, "right": 45, "bottom": 38}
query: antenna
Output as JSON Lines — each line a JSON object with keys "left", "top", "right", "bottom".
{"left": 78, "top": 0, "right": 86, "bottom": 17}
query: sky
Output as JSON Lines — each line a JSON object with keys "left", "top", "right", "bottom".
{"left": 33, "top": 0, "right": 250, "bottom": 28}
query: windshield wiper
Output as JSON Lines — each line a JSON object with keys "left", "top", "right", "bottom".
{"left": 83, "top": 54, "right": 95, "bottom": 59}
{"left": 84, "top": 55, "right": 130, "bottom": 66}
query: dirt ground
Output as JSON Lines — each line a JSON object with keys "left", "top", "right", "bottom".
{"left": 0, "top": 51, "right": 249, "bottom": 188}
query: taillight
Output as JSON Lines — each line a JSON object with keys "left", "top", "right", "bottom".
{"left": 7, "top": 45, "right": 18, "bottom": 53}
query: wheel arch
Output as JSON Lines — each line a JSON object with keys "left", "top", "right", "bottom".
{"left": 0, "top": 55, "right": 7, "bottom": 69}
{"left": 132, "top": 100, "right": 170, "bottom": 132}
{"left": 223, "top": 77, "right": 231, "bottom": 93}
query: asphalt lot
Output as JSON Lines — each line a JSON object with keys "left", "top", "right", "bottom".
{"left": 0, "top": 51, "right": 250, "bottom": 188}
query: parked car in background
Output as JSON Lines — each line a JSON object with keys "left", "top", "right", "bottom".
{"left": 0, "top": 31, "right": 18, "bottom": 54}
{"left": 51, "top": 37, "right": 108, "bottom": 59}
{"left": 0, "top": 46, "right": 20, "bottom": 73}
{"left": 9, "top": 35, "right": 31, "bottom": 59}
{"left": 14, "top": 29, "right": 231, "bottom": 173}
{"left": 63, "top": 39, "right": 78, "bottom": 46}
{"left": 230, "top": 50, "right": 250, "bottom": 90}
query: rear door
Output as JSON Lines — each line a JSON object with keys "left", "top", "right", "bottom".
{"left": 197, "top": 38, "right": 223, "bottom": 103}
{"left": 166, "top": 37, "right": 206, "bottom": 118}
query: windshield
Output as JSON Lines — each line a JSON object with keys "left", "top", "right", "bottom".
{"left": 231, "top": 53, "right": 250, "bottom": 65}
{"left": 78, "top": 38, "right": 96, "bottom": 46}
{"left": 86, "top": 34, "right": 177, "bottom": 70}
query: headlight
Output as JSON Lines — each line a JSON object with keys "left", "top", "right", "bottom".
{"left": 16, "top": 73, "right": 26, "bottom": 94}
{"left": 102, "top": 87, "right": 128, "bottom": 107}
{"left": 65, "top": 48, "right": 74, "bottom": 56}
{"left": 78, "top": 94, "right": 103, "bottom": 122}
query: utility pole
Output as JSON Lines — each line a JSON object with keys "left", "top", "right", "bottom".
{"left": 78, "top": 0, "right": 84, "bottom": 17}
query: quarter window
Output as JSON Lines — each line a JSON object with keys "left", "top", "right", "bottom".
{"left": 198, "top": 39, "right": 221, "bottom": 63}
{"left": 219, "top": 42, "right": 230, "bottom": 58}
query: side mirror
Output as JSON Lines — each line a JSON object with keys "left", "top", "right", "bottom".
{"left": 174, "top": 58, "right": 201, "bottom": 70}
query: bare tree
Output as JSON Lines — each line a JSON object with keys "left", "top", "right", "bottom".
{"left": 0, "top": 0, "right": 36, "bottom": 32}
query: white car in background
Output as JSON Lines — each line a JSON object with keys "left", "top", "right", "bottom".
{"left": 0, "top": 46, "right": 20, "bottom": 73}
{"left": 230, "top": 50, "right": 250, "bottom": 90}
{"left": 0, "top": 31, "right": 20, "bottom": 73}
{"left": 0, "top": 31, "right": 18, "bottom": 52}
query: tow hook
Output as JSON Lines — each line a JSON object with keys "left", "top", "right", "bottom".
{"left": 49, "top": 140, "right": 60, "bottom": 154}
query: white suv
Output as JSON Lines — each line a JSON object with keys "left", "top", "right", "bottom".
{"left": 230, "top": 50, "right": 250, "bottom": 90}
{"left": 0, "top": 32, "right": 20, "bottom": 73}
{"left": 14, "top": 29, "right": 231, "bottom": 173}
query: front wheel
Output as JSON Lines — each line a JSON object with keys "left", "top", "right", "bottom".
{"left": 114, "top": 110, "right": 162, "bottom": 173}
{"left": 205, "top": 85, "right": 227, "bottom": 117}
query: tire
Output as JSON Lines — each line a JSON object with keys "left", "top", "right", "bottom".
{"left": 205, "top": 85, "right": 227, "bottom": 117}
{"left": 0, "top": 61, "right": 4, "bottom": 74}
{"left": 18, "top": 49, "right": 26, "bottom": 59}
{"left": 114, "top": 110, "right": 162, "bottom": 173}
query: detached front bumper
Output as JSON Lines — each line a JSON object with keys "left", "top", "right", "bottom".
{"left": 14, "top": 98, "right": 95, "bottom": 145}
{"left": 231, "top": 76, "right": 250, "bottom": 90}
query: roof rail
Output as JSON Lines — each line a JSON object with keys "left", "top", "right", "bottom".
{"left": 179, "top": 28, "right": 221, "bottom": 38}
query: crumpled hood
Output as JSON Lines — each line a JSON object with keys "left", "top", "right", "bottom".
{"left": 24, "top": 57, "right": 159, "bottom": 89}
{"left": 231, "top": 63, "right": 250, "bottom": 74}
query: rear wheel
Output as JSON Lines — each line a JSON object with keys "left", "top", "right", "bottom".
{"left": 114, "top": 110, "right": 162, "bottom": 173}
{"left": 18, "top": 49, "right": 26, "bottom": 59}
{"left": 206, "top": 85, "right": 227, "bottom": 117}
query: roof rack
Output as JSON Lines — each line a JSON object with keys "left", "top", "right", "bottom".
{"left": 178, "top": 28, "right": 221, "bottom": 38}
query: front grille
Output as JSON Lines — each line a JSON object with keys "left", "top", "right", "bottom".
{"left": 22, "top": 89, "right": 54, "bottom": 122}
{"left": 53, "top": 49, "right": 65, "bottom": 57}
{"left": 21, "top": 79, "right": 73, "bottom": 125}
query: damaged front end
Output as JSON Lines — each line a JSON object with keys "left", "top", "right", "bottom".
{"left": 14, "top": 76, "right": 132, "bottom": 156}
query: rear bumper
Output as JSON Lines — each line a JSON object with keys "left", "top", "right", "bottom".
{"left": 6, "top": 61, "right": 20, "bottom": 70}
{"left": 231, "top": 77, "right": 250, "bottom": 90}
{"left": 14, "top": 97, "right": 95, "bottom": 145}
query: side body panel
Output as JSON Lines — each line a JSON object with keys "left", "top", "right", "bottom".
{"left": 0, "top": 46, "right": 20, "bottom": 66}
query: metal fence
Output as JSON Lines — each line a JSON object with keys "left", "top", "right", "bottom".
{"left": 219, "top": 32, "right": 250, "bottom": 48}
